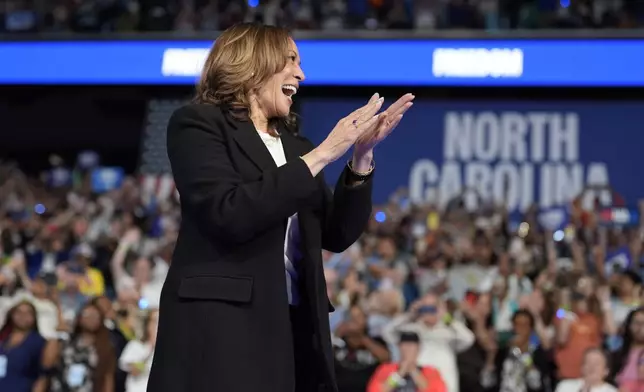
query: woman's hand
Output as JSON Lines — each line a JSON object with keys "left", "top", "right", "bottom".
{"left": 353, "top": 93, "right": 415, "bottom": 166}
{"left": 302, "top": 95, "right": 386, "bottom": 177}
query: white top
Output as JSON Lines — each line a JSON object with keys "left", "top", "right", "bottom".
{"left": 257, "top": 131, "right": 302, "bottom": 305}
{"left": 119, "top": 340, "right": 155, "bottom": 392}
{"left": 555, "top": 379, "right": 617, "bottom": 392}
{"left": 383, "top": 315, "right": 475, "bottom": 392}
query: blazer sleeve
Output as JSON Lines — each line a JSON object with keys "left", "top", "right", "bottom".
{"left": 320, "top": 166, "right": 373, "bottom": 253}
{"left": 277, "top": 136, "right": 373, "bottom": 254}
{"left": 167, "top": 105, "right": 320, "bottom": 245}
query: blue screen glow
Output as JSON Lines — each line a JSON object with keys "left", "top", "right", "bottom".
{"left": 1, "top": 39, "right": 643, "bottom": 86}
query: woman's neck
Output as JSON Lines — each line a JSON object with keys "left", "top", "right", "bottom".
{"left": 79, "top": 332, "right": 95, "bottom": 345}
{"left": 7, "top": 329, "right": 28, "bottom": 347}
{"left": 249, "top": 104, "right": 269, "bottom": 134}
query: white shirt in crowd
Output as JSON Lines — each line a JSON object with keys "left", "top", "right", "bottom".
{"left": 115, "top": 259, "right": 168, "bottom": 309}
{"left": 555, "top": 379, "right": 617, "bottom": 392}
{"left": 257, "top": 130, "right": 302, "bottom": 305}
{"left": 383, "top": 314, "right": 475, "bottom": 392}
{"left": 119, "top": 340, "right": 155, "bottom": 392}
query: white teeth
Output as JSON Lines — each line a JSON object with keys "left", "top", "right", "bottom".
{"left": 282, "top": 84, "right": 297, "bottom": 95}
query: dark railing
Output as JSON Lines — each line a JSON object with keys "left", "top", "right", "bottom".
{"left": 2, "top": 28, "right": 644, "bottom": 41}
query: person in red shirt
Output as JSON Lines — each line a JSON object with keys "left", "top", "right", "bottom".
{"left": 367, "top": 332, "right": 447, "bottom": 392}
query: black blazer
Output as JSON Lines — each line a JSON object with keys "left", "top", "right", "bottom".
{"left": 147, "top": 104, "right": 373, "bottom": 392}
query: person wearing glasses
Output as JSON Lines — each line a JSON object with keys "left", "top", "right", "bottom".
{"left": 383, "top": 293, "right": 474, "bottom": 392}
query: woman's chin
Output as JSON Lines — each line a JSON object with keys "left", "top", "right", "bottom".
{"left": 276, "top": 104, "right": 291, "bottom": 117}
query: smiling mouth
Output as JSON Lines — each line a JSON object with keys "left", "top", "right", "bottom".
{"left": 281, "top": 84, "right": 298, "bottom": 98}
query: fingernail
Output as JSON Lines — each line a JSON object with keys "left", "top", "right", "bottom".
{"left": 377, "top": 97, "right": 384, "bottom": 104}
{"left": 374, "top": 92, "right": 379, "bottom": 99}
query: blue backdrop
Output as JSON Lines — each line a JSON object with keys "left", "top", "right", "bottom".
{"left": 300, "top": 100, "right": 644, "bottom": 212}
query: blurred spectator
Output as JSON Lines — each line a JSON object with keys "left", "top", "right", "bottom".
{"left": 555, "top": 347, "right": 617, "bottom": 392}
{"left": 611, "top": 307, "right": 644, "bottom": 392}
{"left": 0, "top": 301, "right": 48, "bottom": 392}
{"left": 2, "top": 0, "right": 38, "bottom": 33}
{"left": 334, "top": 304, "right": 391, "bottom": 391}
{"left": 92, "top": 296, "right": 129, "bottom": 392}
{"left": 383, "top": 293, "right": 474, "bottom": 392}
{"left": 2, "top": 0, "right": 644, "bottom": 32}
{"left": 480, "top": 309, "right": 555, "bottom": 392}
{"left": 555, "top": 286, "right": 605, "bottom": 380}
{"left": 118, "top": 309, "right": 157, "bottom": 392}
{"left": 46, "top": 302, "right": 117, "bottom": 392}
{"left": 367, "top": 331, "right": 447, "bottom": 392}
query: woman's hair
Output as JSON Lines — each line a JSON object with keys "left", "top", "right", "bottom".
{"left": 512, "top": 308, "right": 535, "bottom": 328}
{"left": 0, "top": 300, "right": 38, "bottom": 340}
{"left": 195, "top": 22, "right": 297, "bottom": 133}
{"left": 72, "top": 303, "right": 116, "bottom": 392}
{"left": 611, "top": 307, "right": 644, "bottom": 381}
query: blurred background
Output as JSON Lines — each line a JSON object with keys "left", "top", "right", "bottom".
{"left": 2, "top": 1, "right": 644, "bottom": 392}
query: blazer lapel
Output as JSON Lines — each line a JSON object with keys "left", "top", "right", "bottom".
{"left": 229, "top": 117, "right": 277, "bottom": 172}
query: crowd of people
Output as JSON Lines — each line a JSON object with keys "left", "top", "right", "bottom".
{"left": 2, "top": 151, "right": 644, "bottom": 392}
{"left": 2, "top": 0, "right": 643, "bottom": 33}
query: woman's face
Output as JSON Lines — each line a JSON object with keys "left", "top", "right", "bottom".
{"left": 512, "top": 313, "right": 532, "bottom": 340}
{"left": 79, "top": 306, "right": 102, "bottom": 332}
{"left": 254, "top": 38, "right": 305, "bottom": 119}
{"left": 11, "top": 303, "right": 36, "bottom": 331}
{"left": 572, "top": 299, "right": 589, "bottom": 314}
{"left": 582, "top": 350, "right": 608, "bottom": 383}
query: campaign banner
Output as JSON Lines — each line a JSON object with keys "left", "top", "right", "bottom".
{"left": 300, "top": 100, "right": 644, "bottom": 212}
{"left": 1, "top": 39, "right": 644, "bottom": 86}
{"left": 91, "top": 167, "right": 124, "bottom": 193}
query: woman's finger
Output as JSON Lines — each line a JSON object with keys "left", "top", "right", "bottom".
{"left": 357, "top": 113, "right": 387, "bottom": 137}
{"left": 345, "top": 93, "right": 380, "bottom": 120}
{"left": 357, "top": 97, "right": 385, "bottom": 123}
{"left": 347, "top": 96, "right": 383, "bottom": 123}
{"left": 386, "top": 94, "right": 415, "bottom": 117}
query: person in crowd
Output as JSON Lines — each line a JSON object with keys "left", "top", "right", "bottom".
{"left": 119, "top": 309, "right": 158, "bottom": 392}
{"left": 92, "top": 296, "right": 129, "bottom": 392}
{"left": 383, "top": 293, "right": 475, "bottom": 392}
{"left": 56, "top": 267, "right": 89, "bottom": 327}
{"left": 21, "top": 273, "right": 61, "bottom": 339}
{"left": 610, "top": 307, "right": 644, "bottom": 392}
{"left": 111, "top": 228, "right": 162, "bottom": 310}
{"left": 555, "top": 348, "right": 617, "bottom": 392}
{"left": 610, "top": 270, "right": 641, "bottom": 328}
{"left": 481, "top": 309, "right": 555, "bottom": 392}
{"left": 60, "top": 242, "right": 105, "bottom": 297}
{"left": 555, "top": 287, "right": 604, "bottom": 380}
{"left": 0, "top": 301, "right": 48, "bottom": 392}
{"left": 46, "top": 302, "right": 117, "bottom": 392}
{"left": 366, "top": 235, "right": 412, "bottom": 292}
{"left": 490, "top": 275, "right": 520, "bottom": 346}
{"left": 147, "top": 22, "right": 413, "bottom": 392}
{"left": 334, "top": 304, "right": 391, "bottom": 391}
{"left": 367, "top": 331, "right": 447, "bottom": 392}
